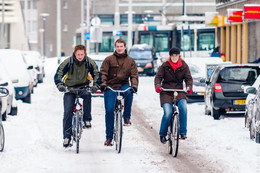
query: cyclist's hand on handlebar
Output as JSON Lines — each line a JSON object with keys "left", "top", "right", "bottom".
{"left": 57, "top": 83, "right": 66, "bottom": 92}
{"left": 156, "top": 87, "right": 162, "bottom": 93}
{"left": 130, "top": 87, "right": 137, "bottom": 93}
{"left": 187, "top": 87, "right": 193, "bottom": 94}
{"left": 101, "top": 85, "right": 109, "bottom": 92}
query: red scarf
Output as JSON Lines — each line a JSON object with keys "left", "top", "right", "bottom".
{"left": 168, "top": 59, "right": 182, "bottom": 71}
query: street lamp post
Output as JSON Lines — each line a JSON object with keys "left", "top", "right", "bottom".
{"left": 40, "top": 13, "right": 49, "bottom": 60}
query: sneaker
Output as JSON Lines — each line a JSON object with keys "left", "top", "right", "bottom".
{"left": 63, "top": 138, "right": 71, "bottom": 148}
{"left": 83, "top": 121, "right": 91, "bottom": 129}
{"left": 180, "top": 134, "right": 187, "bottom": 140}
{"left": 160, "top": 136, "right": 167, "bottom": 144}
{"left": 124, "top": 119, "right": 132, "bottom": 126}
{"left": 104, "top": 138, "right": 113, "bottom": 146}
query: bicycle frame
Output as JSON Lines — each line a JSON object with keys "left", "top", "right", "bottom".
{"left": 161, "top": 87, "right": 186, "bottom": 157}
{"left": 65, "top": 87, "right": 90, "bottom": 153}
{"left": 107, "top": 86, "right": 131, "bottom": 153}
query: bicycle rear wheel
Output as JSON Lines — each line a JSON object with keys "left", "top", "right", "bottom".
{"left": 171, "top": 113, "right": 180, "bottom": 157}
{"left": 0, "top": 123, "right": 5, "bottom": 152}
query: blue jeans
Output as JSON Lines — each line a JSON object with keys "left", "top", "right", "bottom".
{"left": 104, "top": 84, "right": 133, "bottom": 139}
{"left": 159, "top": 99, "right": 187, "bottom": 137}
{"left": 63, "top": 91, "right": 91, "bottom": 139}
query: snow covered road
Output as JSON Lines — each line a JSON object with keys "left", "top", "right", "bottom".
{"left": 0, "top": 57, "right": 259, "bottom": 173}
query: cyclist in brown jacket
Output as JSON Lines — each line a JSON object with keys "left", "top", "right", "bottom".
{"left": 100, "top": 38, "right": 139, "bottom": 146}
{"left": 154, "top": 47, "right": 193, "bottom": 143}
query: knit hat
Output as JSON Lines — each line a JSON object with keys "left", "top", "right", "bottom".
{"left": 169, "top": 47, "right": 180, "bottom": 56}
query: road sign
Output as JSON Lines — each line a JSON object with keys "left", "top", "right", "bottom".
{"left": 84, "top": 32, "right": 90, "bottom": 40}
{"left": 91, "top": 17, "right": 101, "bottom": 26}
{"left": 113, "top": 30, "right": 122, "bottom": 36}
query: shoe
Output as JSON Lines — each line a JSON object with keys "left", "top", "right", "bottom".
{"left": 160, "top": 136, "right": 167, "bottom": 144}
{"left": 63, "top": 138, "right": 71, "bottom": 148}
{"left": 104, "top": 138, "right": 113, "bottom": 146}
{"left": 83, "top": 121, "right": 91, "bottom": 129}
{"left": 180, "top": 134, "right": 187, "bottom": 140}
{"left": 124, "top": 119, "right": 132, "bottom": 126}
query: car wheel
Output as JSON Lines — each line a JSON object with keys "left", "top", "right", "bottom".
{"left": 211, "top": 107, "right": 220, "bottom": 120}
{"left": 245, "top": 112, "right": 248, "bottom": 128}
{"left": 249, "top": 120, "right": 256, "bottom": 140}
{"left": 22, "top": 92, "right": 31, "bottom": 104}
{"left": 9, "top": 106, "right": 18, "bottom": 115}
{"left": 2, "top": 111, "right": 7, "bottom": 121}
{"left": 256, "top": 132, "right": 260, "bottom": 143}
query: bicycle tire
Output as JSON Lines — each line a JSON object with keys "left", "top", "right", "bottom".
{"left": 76, "top": 111, "right": 80, "bottom": 154}
{"left": 117, "top": 111, "right": 123, "bottom": 153}
{"left": 171, "top": 113, "right": 180, "bottom": 157}
{"left": 114, "top": 110, "right": 119, "bottom": 151}
{"left": 0, "top": 123, "right": 5, "bottom": 152}
{"left": 167, "top": 124, "right": 173, "bottom": 154}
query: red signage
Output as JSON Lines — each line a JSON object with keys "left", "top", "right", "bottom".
{"left": 227, "top": 9, "right": 243, "bottom": 22}
{"left": 244, "top": 5, "right": 260, "bottom": 19}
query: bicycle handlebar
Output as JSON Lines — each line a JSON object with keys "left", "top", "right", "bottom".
{"left": 107, "top": 86, "right": 131, "bottom": 93}
{"left": 161, "top": 87, "right": 187, "bottom": 93}
{"left": 65, "top": 86, "right": 91, "bottom": 93}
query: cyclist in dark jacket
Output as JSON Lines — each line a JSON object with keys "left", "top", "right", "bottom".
{"left": 54, "top": 44, "right": 99, "bottom": 148}
{"left": 154, "top": 47, "right": 193, "bottom": 144}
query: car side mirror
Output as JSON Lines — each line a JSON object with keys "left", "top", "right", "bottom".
{"left": 0, "top": 87, "right": 9, "bottom": 97}
{"left": 246, "top": 87, "right": 257, "bottom": 94}
{"left": 0, "top": 82, "right": 8, "bottom": 87}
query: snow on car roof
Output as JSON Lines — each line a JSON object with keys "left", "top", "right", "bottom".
{"left": 130, "top": 44, "right": 153, "bottom": 50}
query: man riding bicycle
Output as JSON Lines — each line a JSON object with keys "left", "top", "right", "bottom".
{"left": 154, "top": 47, "right": 193, "bottom": 144}
{"left": 100, "top": 38, "right": 139, "bottom": 146}
{"left": 54, "top": 44, "right": 99, "bottom": 147}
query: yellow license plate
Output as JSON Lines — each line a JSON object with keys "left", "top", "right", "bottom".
{"left": 233, "top": 100, "right": 246, "bottom": 105}
{"left": 138, "top": 67, "right": 144, "bottom": 72}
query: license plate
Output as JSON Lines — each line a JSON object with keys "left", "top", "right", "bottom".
{"left": 138, "top": 67, "right": 144, "bottom": 72}
{"left": 233, "top": 100, "right": 246, "bottom": 105}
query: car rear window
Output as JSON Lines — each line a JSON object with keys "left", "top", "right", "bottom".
{"left": 218, "top": 66, "right": 260, "bottom": 84}
{"left": 129, "top": 50, "right": 152, "bottom": 60}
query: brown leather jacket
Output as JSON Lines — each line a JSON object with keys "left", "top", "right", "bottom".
{"left": 100, "top": 51, "right": 139, "bottom": 89}
{"left": 154, "top": 60, "right": 193, "bottom": 106}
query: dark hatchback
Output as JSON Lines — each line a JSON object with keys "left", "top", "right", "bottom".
{"left": 204, "top": 64, "right": 260, "bottom": 120}
{"left": 128, "top": 44, "right": 159, "bottom": 76}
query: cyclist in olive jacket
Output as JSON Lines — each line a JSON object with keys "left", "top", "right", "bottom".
{"left": 54, "top": 44, "right": 99, "bottom": 148}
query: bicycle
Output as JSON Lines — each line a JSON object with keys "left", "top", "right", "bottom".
{"left": 107, "top": 86, "right": 131, "bottom": 153}
{"left": 0, "top": 87, "right": 9, "bottom": 152}
{"left": 161, "top": 87, "right": 186, "bottom": 157}
{"left": 65, "top": 87, "right": 91, "bottom": 154}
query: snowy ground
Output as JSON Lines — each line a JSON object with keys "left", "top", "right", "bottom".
{"left": 0, "top": 57, "right": 260, "bottom": 173}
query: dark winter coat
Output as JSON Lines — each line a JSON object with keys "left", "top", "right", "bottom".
{"left": 54, "top": 54, "right": 99, "bottom": 88}
{"left": 100, "top": 50, "right": 138, "bottom": 89}
{"left": 154, "top": 60, "right": 193, "bottom": 107}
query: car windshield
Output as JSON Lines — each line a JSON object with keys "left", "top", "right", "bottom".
{"left": 219, "top": 66, "right": 260, "bottom": 84}
{"left": 129, "top": 50, "right": 152, "bottom": 60}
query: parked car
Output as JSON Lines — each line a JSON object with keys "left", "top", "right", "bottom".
{"left": 129, "top": 44, "right": 159, "bottom": 76}
{"left": 184, "top": 57, "right": 223, "bottom": 102}
{"left": 0, "top": 49, "right": 33, "bottom": 103}
{"left": 22, "top": 52, "right": 38, "bottom": 87}
{"left": 245, "top": 85, "right": 260, "bottom": 143}
{"left": 203, "top": 63, "right": 260, "bottom": 120}
{"left": 23, "top": 51, "right": 45, "bottom": 83}
{"left": 0, "top": 64, "right": 18, "bottom": 120}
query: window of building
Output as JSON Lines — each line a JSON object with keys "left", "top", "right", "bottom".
{"left": 63, "top": 0, "right": 68, "bottom": 9}
{"left": 63, "top": 24, "right": 68, "bottom": 32}
{"left": 32, "top": 21, "right": 37, "bottom": 32}
{"left": 21, "top": 0, "right": 25, "bottom": 9}
{"left": 28, "top": 0, "right": 31, "bottom": 9}
{"left": 198, "top": 33, "right": 215, "bottom": 51}
{"left": 33, "top": 0, "right": 37, "bottom": 9}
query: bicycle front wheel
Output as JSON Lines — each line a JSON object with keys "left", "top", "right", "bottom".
{"left": 171, "top": 113, "right": 180, "bottom": 157}
{"left": 0, "top": 123, "right": 5, "bottom": 152}
{"left": 76, "top": 111, "right": 80, "bottom": 154}
{"left": 115, "top": 111, "right": 123, "bottom": 153}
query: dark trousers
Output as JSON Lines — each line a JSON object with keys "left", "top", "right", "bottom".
{"left": 63, "top": 91, "right": 91, "bottom": 139}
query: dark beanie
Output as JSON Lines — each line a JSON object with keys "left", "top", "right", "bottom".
{"left": 169, "top": 47, "right": 180, "bottom": 56}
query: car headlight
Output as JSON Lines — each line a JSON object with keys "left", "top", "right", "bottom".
{"left": 145, "top": 63, "right": 152, "bottom": 68}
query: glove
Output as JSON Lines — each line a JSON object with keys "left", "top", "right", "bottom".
{"left": 130, "top": 87, "right": 137, "bottom": 93}
{"left": 101, "top": 85, "right": 108, "bottom": 92}
{"left": 90, "top": 85, "right": 98, "bottom": 93}
{"left": 156, "top": 87, "right": 162, "bottom": 93}
{"left": 57, "top": 83, "right": 66, "bottom": 92}
{"left": 187, "top": 87, "right": 193, "bottom": 94}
